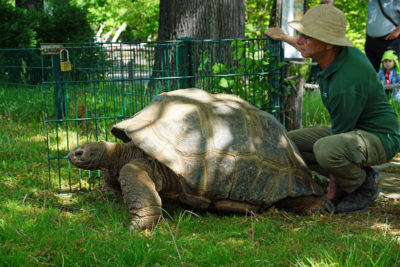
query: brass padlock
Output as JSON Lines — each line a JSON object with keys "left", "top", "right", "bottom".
{"left": 60, "top": 49, "right": 72, "bottom": 72}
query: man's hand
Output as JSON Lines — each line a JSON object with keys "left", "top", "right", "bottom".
{"left": 386, "top": 26, "right": 400, "bottom": 40}
{"left": 264, "top": 27, "right": 286, "bottom": 41}
{"left": 264, "top": 27, "right": 300, "bottom": 51}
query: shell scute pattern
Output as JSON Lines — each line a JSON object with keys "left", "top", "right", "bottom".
{"left": 111, "top": 89, "right": 323, "bottom": 204}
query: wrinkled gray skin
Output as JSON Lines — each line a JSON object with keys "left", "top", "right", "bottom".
{"left": 68, "top": 89, "right": 334, "bottom": 229}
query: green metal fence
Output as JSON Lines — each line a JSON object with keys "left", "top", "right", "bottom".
{"left": 0, "top": 38, "right": 284, "bottom": 193}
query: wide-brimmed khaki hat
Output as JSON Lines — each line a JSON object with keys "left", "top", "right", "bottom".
{"left": 288, "top": 5, "right": 353, "bottom": 47}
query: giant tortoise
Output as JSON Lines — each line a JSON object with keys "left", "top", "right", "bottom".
{"left": 68, "top": 89, "right": 333, "bottom": 229}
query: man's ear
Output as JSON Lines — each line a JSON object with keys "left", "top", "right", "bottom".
{"left": 326, "top": 44, "right": 342, "bottom": 56}
{"left": 325, "top": 44, "right": 335, "bottom": 51}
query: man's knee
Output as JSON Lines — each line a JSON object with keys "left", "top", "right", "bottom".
{"left": 313, "top": 133, "right": 365, "bottom": 169}
{"left": 313, "top": 138, "right": 335, "bottom": 168}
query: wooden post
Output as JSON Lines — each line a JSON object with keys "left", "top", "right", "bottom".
{"left": 285, "top": 75, "right": 304, "bottom": 131}
{"left": 268, "top": 0, "right": 283, "bottom": 27}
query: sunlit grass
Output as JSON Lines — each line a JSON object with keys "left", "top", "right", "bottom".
{"left": 304, "top": 89, "right": 400, "bottom": 127}
{"left": 1, "top": 89, "right": 400, "bottom": 266}
{"left": 302, "top": 90, "right": 330, "bottom": 127}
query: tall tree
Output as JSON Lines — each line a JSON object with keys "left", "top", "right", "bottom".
{"left": 157, "top": 0, "right": 246, "bottom": 41}
{"left": 151, "top": 0, "right": 246, "bottom": 91}
{"left": 268, "top": 0, "right": 282, "bottom": 28}
{"left": 15, "top": 0, "right": 43, "bottom": 10}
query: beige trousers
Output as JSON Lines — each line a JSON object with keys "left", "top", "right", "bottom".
{"left": 289, "top": 126, "right": 387, "bottom": 192}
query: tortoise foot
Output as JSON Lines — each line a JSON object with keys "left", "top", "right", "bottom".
{"left": 275, "top": 195, "right": 335, "bottom": 214}
{"left": 130, "top": 214, "right": 161, "bottom": 230}
{"left": 304, "top": 196, "right": 335, "bottom": 214}
{"left": 129, "top": 206, "right": 162, "bottom": 230}
{"left": 212, "top": 200, "right": 260, "bottom": 213}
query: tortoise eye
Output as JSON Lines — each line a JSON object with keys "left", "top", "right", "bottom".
{"left": 75, "top": 151, "right": 83, "bottom": 157}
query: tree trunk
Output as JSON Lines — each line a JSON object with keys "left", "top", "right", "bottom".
{"left": 151, "top": 0, "right": 246, "bottom": 92}
{"left": 268, "top": 0, "right": 282, "bottom": 27}
{"left": 15, "top": 0, "right": 43, "bottom": 10}
{"left": 157, "top": 0, "right": 245, "bottom": 41}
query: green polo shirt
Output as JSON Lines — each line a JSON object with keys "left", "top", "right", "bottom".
{"left": 317, "top": 46, "right": 400, "bottom": 160}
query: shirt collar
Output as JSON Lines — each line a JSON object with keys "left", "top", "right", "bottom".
{"left": 318, "top": 46, "right": 348, "bottom": 79}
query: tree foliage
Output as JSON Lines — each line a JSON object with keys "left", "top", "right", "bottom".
{"left": 0, "top": 0, "right": 370, "bottom": 48}
{"left": 73, "top": 0, "right": 159, "bottom": 41}
{"left": 35, "top": 0, "right": 94, "bottom": 44}
{"left": 75, "top": 0, "right": 367, "bottom": 47}
{"left": 245, "top": 0, "right": 368, "bottom": 50}
{"left": 245, "top": 0, "right": 274, "bottom": 38}
{"left": 0, "top": 0, "right": 37, "bottom": 47}
{"left": 0, "top": 0, "right": 93, "bottom": 47}
{"left": 16, "top": 0, "right": 43, "bottom": 10}
{"left": 327, "top": 0, "right": 368, "bottom": 50}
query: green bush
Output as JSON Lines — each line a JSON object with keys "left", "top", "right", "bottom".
{"left": 74, "top": 0, "right": 159, "bottom": 42}
{"left": 34, "top": 0, "right": 94, "bottom": 44}
{"left": 0, "top": 0, "right": 94, "bottom": 48}
{"left": 0, "top": 0, "right": 37, "bottom": 48}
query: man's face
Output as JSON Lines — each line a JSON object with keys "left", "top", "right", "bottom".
{"left": 383, "top": 59, "right": 395, "bottom": 71}
{"left": 295, "top": 34, "right": 330, "bottom": 60}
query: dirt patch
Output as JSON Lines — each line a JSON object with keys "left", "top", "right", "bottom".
{"left": 341, "top": 163, "right": 400, "bottom": 237}
{"left": 310, "top": 163, "right": 400, "bottom": 238}
{"left": 375, "top": 163, "right": 400, "bottom": 200}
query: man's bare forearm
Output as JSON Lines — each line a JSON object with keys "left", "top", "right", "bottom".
{"left": 265, "top": 27, "right": 300, "bottom": 51}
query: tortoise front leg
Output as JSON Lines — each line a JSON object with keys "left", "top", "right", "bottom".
{"left": 101, "top": 170, "right": 122, "bottom": 196}
{"left": 119, "top": 159, "right": 162, "bottom": 229}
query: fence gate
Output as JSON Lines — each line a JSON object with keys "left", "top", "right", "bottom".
{"left": 1, "top": 38, "right": 285, "bottom": 193}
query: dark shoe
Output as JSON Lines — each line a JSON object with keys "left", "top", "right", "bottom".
{"left": 363, "top": 167, "right": 379, "bottom": 202}
{"left": 335, "top": 167, "right": 379, "bottom": 213}
{"left": 330, "top": 190, "right": 348, "bottom": 205}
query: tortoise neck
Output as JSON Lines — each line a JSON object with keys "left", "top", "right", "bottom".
{"left": 102, "top": 141, "right": 147, "bottom": 171}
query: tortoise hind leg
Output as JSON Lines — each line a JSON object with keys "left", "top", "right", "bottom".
{"left": 275, "top": 195, "right": 334, "bottom": 214}
{"left": 119, "top": 159, "right": 162, "bottom": 229}
{"left": 211, "top": 200, "right": 260, "bottom": 214}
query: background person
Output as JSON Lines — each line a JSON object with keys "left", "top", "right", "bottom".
{"left": 267, "top": 5, "right": 400, "bottom": 213}
{"left": 365, "top": 0, "right": 400, "bottom": 72}
{"left": 378, "top": 50, "right": 400, "bottom": 101}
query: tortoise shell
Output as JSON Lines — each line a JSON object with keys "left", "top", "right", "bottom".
{"left": 111, "top": 89, "right": 323, "bottom": 205}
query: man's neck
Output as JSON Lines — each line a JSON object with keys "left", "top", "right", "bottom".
{"left": 315, "top": 46, "right": 343, "bottom": 70}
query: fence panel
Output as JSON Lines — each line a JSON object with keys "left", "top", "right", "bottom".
{"left": 0, "top": 47, "right": 53, "bottom": 121}
{"left": 0, "top": 38, "right": 284, "bottom": 193}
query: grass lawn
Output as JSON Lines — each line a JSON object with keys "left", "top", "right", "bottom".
{"left": 1, "top": 93, "right": 400, "bottom": 266}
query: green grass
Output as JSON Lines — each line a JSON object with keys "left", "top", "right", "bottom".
{"left": 1, "top": 91, "right": 400, "bottom": 266}
{"left": 302, "top": 89, "right": 400, "bottom": 127}
{"left": 302, "top": 90, "right": 330, "bottom": 127}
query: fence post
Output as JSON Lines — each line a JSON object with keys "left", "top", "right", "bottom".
{"left": 177, "top": 37, "right": 194, "bottom": 89}
{"left": 51, "top": 54, "right": 65, "bottom": 119}
{"left": 267, "top": 39, "right": 285, "bottom": 123}
{"left": 285, "top": 75, "right": 304, "bottom": 131}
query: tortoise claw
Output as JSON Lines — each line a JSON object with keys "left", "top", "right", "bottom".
{"left": 130, "top": 214, "right": 161, "bottom": 230}
{"left": 301, "top": 196, "right": 335, "bottom": 215}
{"left": 320, "top": 198, "right": 335, "bottom": 214}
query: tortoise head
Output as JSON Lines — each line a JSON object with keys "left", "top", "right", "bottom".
{"left": 68, "top": 141, "right": 108, "bottom": 170}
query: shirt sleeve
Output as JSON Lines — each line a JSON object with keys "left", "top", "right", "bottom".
{"left": 328, "top": 92, "right": 366, "bottom": 134}
{"left": 378, "top": 70, "right": 385, "bottom": 82}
